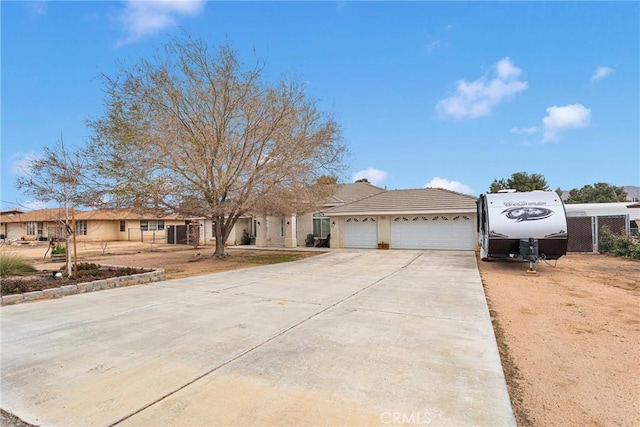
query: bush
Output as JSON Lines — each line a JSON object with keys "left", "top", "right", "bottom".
{"left": 76, "top": 263, "right": 100, "bottom": 271}
{"left": 599, "top": 226, "right": 640, "bottom": 259}
{"left": 52, "top": 245, "right": 66, "bottom": 254}
{"left": 0, "top": 253, "right": 38, "bottom": 277}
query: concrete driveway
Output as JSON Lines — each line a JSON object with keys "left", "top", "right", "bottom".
{"left": 1, "top": 250, "right": 515, "bottom": 426}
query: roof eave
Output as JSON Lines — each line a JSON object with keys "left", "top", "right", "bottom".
{"left": 327, "top": 208, "right": 477, "bottom": 216}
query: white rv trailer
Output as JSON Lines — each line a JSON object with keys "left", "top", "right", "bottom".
{"left": 477, "top": 190, "right": 568, "bottom": 261}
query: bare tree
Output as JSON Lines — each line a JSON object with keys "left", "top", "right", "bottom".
{"left": 15, "top": 137, "right": 101, "bottom": 275}
{"left": 87, "top": 36, "right": 345, "bottom": 256}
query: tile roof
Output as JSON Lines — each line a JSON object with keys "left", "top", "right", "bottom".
{"left": 75, "top": 209, "right": 184, "bottom": 221}
{"left": 0, "top": 208, "right": 77, "bottom": 224}
{"left": 325, "top": 182, "right": 387, "bottom": 207}
{"left": 1, "top": 208, "right": 184, "bottom": 223}
{"left": 325, "top": 188, "right": 478, "bottom": 215}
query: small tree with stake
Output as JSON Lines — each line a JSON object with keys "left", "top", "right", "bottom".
{"left": 15, "top": 137, "right": 101, "bottom": 276}
{"left": 87, "top": 35, "right": 346, "bottom": 257}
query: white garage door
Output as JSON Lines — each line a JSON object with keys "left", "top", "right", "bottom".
{"left": 391, "top": 215, "right": 474, "bottom": 250}
{"left": 344, "top": 217, "right": 377, "bottom": 248}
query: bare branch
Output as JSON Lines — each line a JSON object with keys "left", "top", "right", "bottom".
{"left": 87, "top": 35, "right": 346, "bottom": 255}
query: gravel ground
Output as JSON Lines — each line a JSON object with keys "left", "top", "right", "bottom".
{"left": 0, "top": 409, "right": 36, "bottom": 427}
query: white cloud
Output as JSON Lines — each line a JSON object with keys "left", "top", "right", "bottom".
{"left": 542, "top": 104, "right": 591, "bottom": 142}
{"left": 10, "top": 153, "right": 42, "bottom": 177}
{"left": 117, "top": 0, "right": 205, "bottom": 46}
{"left": 510, "top": 126, "right": 539, "bottom": 135}
{"left": 590, "top": 66, "right": 614, "bottom": 82}
{"left": 27, "top": 1, "right": 47, "bottom": 16}
{"left": 424, "top": 177, "right": 474, "bottom": 195}
{"left": 352, "top": 168, "right": 389, "bottom": 185}
{"left": 22, "top": 200, "right": 49, "bottom": 211}
{"left": 426, "top": 39, "right": 443, "bottom": 53}
{"left": 436, "top": 57, "right": 528, "bottom": 119}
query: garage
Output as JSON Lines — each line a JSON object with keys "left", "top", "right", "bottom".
{"left": 327, "top": 188, "right": 478, "bottom": 250}
{"left": 390, "top": 214, "right": 474, "bottom": 250}
{"left": 344, "top": 217, "right": 377, "bottom": 248}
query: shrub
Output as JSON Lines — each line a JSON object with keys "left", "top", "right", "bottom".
{"left": 77, "top": 263, "right": 100, "bottom": 271}
{"left": 52, "top": 245, "right": 66, "bottom": 255}
{"left": 0, "top": 253, "right": 38, "bottom": 277}
{"left": 599, "top": 226, "right": 640, "bottom": 259}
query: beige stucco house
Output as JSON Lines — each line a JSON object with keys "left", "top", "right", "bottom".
{"left": 252, "top": 182, "right": 386, "bottom": 248}
{"left": 0, "top": 208, "right": 186, "bottom": 243}
{"left": 250, "top": 183, "right": 479, "bottom": 251}
{"left": 325, "top": 188, "right": 478, "bottom": 250}
{"left": 2, "top": 184, "right": 480, "bottom": 251}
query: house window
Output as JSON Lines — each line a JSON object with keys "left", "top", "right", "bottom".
{"left": 26, "top": 222, "right": 36, "bottom": 235}
{"left": 140, "top": 220, "right": 164, "bottom": 231}
{"left": 120, "top": 220, "right": 126, "bottom": 232}
{"left": 37, "top": 222, "right": 44, "bottom": 235}
{"left": 313, "top": 213, "right": 330, "bottom": 238}
{"left": 280, "top": 218, "right": 285, "bottom": 237}
{"left": 75, "top": 221, "right": 88, "bottom": 236}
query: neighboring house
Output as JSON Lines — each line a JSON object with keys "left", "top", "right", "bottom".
{"left": 325, "top": 188, "right": 478, "bottom": 250}
{"left": 628, "top": 202, "right": 640, "bottom": 230}
{"left": 0, "top": 208, "right": 186, "bottom": 243}
{"left": 0, "top": 209, "right": 25, "bottom": 239}
{"left": 1, "top": 208, "right": 71, "bottom": 241}
{"left": 75, "top": 209, "right": 186, "bottom": 243}
{"left": 253, "top": 182, "right": 387, "bottom": 248}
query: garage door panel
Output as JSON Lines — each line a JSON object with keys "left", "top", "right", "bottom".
{"left": 344, "top": 217, "right": 377, "bottom": 248}
{"left": 391, "top": 215, "right": 473, "bottom": 250}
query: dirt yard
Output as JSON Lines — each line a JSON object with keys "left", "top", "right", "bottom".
{"left": 0, "top": 241, "right": 321, "bottom": 280}
{"left": 478, "top": 253, "right": 640, "bottom": 427}
{"left": 2, "top": 242, "right": 639, "bottom": 426}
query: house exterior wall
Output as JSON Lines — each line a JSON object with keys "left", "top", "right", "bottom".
{"left": 4, "top": 221, "right": 62, "bottom": 241}
{"left": 199, "top": 218, "right": 253, "bottom": 246}
{"left": 377, "top": 215, "right": 391, "bottom": 246}
{"left": 254, "top": 214, "right": 300, "bottom": 248}
{"left": 75, "top": 219, "right": 185, "bottom": 242}
{"left": 296, "top": 212, "right": 314, "bottom": 246}
{"left": 76, "top": 220, "right": 120, "bottom": 242}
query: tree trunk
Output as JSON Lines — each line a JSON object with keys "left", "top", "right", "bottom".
{"left": 214, "top": 217, "right": 226, "bottom": 257}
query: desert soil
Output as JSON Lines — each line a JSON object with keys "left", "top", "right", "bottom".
{"left": 2, "top": 242, "right": 638, "bottom": 426}
{"left": 478, "top": 253, "right": 639, "bottom": 427}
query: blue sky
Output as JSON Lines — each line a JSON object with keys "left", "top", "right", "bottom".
{"left": 2, "top": 1, "right": 639, "bottom": 210}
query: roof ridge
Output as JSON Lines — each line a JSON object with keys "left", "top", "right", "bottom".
{"left": 323, "top": 189, "right": 387, "bottom": 212}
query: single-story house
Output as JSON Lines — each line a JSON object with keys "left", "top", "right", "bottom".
{"left": 1, "top": 208, "right": 70, "bottom": 241}
{"left": 324, "top": 188, "right": 478, "bottom": 250}
{"left": 75, "top": 209, "right": 186, "bottom": 242}
{"left": 0, "top": 208, "right": 186, "bottom": 243}
{"left": 251, "top": 182, "right": 387, "bottom": 248}
{"left": 2, "top": 184, "right": 480, "bottom": 250}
